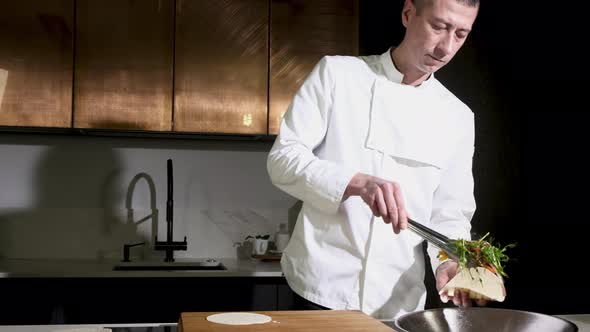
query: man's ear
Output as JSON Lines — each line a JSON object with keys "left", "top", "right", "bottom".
{"left": 402, "top": 0, "right": 416, "bottom": 28}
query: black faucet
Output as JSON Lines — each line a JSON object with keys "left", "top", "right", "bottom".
{"left": 154, "top": 159, "right": 187, "bottom": 262}
{"left": 122, "top": 242, "right": 145, "bottom": 262}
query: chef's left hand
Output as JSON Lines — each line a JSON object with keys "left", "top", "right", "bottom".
{"left": 436, "top": 260, "right": 488, "bottom": 307}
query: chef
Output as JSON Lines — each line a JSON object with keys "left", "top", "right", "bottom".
{"left": 267, "top": 0, "right": 483, "bottom": 320}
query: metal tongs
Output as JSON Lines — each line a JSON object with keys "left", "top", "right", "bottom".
{"left": 407, "top": 218, "right": 470, "bottom": 265}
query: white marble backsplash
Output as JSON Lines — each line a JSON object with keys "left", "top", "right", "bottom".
{"left": 0, "top": 134, "right": 297, "bottom": 260}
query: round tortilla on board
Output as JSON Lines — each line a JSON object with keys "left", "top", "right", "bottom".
{"left": 206, "top": 312, "right": 272, "bottom": 325}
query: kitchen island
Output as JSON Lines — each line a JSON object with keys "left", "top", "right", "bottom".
{"left": 0, "top": 258, "right": 289, "bottom": 325}
{"left": 0, "top": 313, "right": 587, "bottom": 332}
{"left": 0, "top": 311, "right": 395, "bottom": 332}
{"left": 1, "top": 259, "right": 587, "bottom": 331}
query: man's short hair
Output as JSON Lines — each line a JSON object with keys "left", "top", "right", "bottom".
{"left": 413, "top": 0, "right": 480, "bottom": 14}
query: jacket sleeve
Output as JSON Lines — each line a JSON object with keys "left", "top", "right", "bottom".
{"left": 427, "top": 113, "right": 477, "bottom": 273}
{"left": 267, "top": 57, "right": 357, "bottom": 214}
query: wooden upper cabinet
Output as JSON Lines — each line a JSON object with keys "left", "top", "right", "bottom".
{"left": 174, "top": 0, "right": 268, "bottom": 134}
{"left": 269, "top": 0, "right": 359, "bottom": 135}
{"left": 0, "top": 0, "right": 73, "bottom": 128}
{"left": 74, "top": 0, "right": 174, "bottom": 131}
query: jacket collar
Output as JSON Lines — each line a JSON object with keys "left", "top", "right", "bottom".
{"left": 379, "top": 47, "right": 434, "bottom": 87}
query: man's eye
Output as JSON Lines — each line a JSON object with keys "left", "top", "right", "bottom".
{"left": 433, "top": 25, "right": 445, "bottom": 31}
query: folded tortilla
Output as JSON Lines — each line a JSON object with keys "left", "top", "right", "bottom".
{"left": 439, "top": 266, "right": 506, "bottom": 302}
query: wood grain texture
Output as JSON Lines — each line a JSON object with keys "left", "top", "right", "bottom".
{"left": 269, "top": 0, "right": 359, "bottom": 135}
{"left": 74, "top": 0, "right": 174, "bottom": 131}
{"left": 174, "top": 0, "right": 268, "bottom": 134}
{"left": 179, "top": 310, "right": 396, "bottom": 332}
{"left": 0, "top": 0, "right": 73, "bottom": 128}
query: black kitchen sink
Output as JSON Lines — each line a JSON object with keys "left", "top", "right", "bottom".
{"left": 113, "top": 261, "right": 227, "bottom": 271}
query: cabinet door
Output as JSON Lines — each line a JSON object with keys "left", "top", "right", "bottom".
{"left": 0, "top": 0, "right": 73, "bottom": 128}
{"left": 74, "top": 0, "right": 174, "bottom": 131}
{"left": 174, "top": 0, "right": 268, "bottom": 134}
{"left": 269, "top": 0, "right": 358, "bottom": 135}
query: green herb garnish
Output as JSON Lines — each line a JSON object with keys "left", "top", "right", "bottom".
{"left": 448, "top": 232, "right": 516, "bottom": 278}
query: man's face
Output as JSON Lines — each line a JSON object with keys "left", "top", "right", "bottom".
{"left": 402, "top": 0, "right": 478, "bottom": 74}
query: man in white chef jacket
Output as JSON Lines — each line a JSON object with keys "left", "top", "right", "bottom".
{"left": 267, "top": 0, "right": 483, "bottom": 320}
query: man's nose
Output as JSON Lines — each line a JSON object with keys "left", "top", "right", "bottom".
{"left": 435, "top": 33, "right": 455, "bottom": 59}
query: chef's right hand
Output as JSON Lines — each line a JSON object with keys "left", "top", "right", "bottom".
{"left": 344, "top": 173, "right": 408, "bottom": 234}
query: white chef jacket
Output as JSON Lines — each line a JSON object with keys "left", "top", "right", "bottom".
{"left": 267, "top": 48, "right": 476, "bottom": 320}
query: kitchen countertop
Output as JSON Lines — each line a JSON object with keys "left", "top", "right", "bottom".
{"left": 0, "top": 314, "right": 588, "bottom": 332}
{"left": 0, "top": 257, "right": 283, "bottom": 278}
{"left": 0, "top": 323, "right": 177, "bottom": 332}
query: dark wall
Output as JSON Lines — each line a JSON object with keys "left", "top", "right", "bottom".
{"left": 359, "top": 1, "right": 585, "bottom": 315}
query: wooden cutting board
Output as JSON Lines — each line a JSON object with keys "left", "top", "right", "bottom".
{"left": 178, "top": 310, "right": 396, "bottom": 331}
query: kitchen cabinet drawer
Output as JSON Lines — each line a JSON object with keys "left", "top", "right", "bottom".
{"left": 268, "top": 0, "right": 359, "bottom": 135}
{"left": 0, "top": 277, "right": 291, "bottom": 324}
{"left": 0, "top": 0, "right": 73, "bottom": 128}
{"left": 73, "top": 0, "right": 174, "bottom": 131}
{"left": 174, "top": 0, "right": 268, "bottom": 134}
